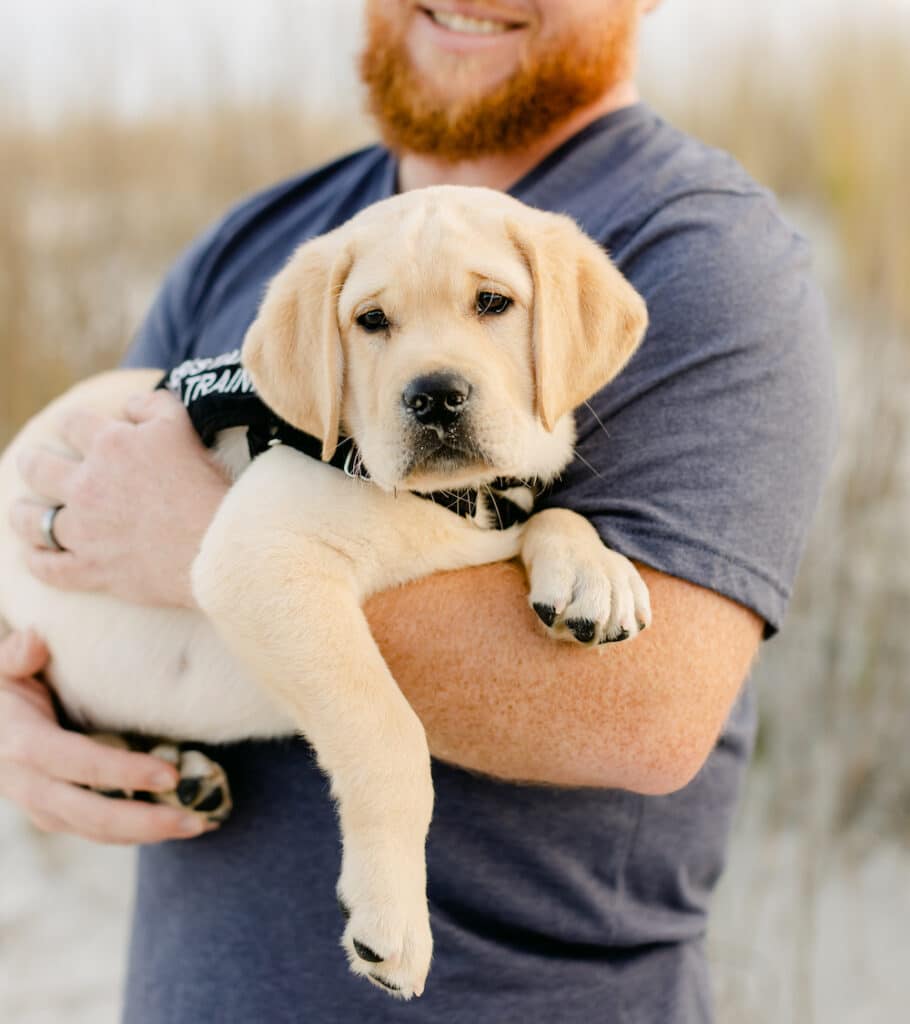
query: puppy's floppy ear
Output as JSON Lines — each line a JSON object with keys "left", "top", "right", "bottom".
{"left": 508, "top": 211, "right": 648, "bottom": 431}
{"left": 242, "top": 229, "right": 352, "bottom": 460}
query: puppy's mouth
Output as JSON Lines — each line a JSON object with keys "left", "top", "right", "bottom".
{"left": 401, "top": 427, "right": 490, "bottom": 484}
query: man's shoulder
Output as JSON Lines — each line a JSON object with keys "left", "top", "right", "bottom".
{"left": 176, "top": 143, "right": 392, "bottom": 325}
{"left": 629, "top": 107, "right": 764, "bottom": 204}
{"left": 125, "top": 144, "right": 394, "bottom": 368}
{"left": 598, "top": 110, "right": 827, "bottom": 380}
{"left": 198, "top": 143, "right": 393, "bottom": 260}
{"left": 624, "top": 112, "right": 803, "bottom": 265}
{"left": 525, "top": 104, "right": 797, "bottom": 265}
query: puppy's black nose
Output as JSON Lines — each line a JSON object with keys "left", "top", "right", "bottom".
{"left": 402, "top": 373, "right": 472, "bottom": 429}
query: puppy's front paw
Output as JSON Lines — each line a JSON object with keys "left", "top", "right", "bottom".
{"left": 336, "top": 828, "right": 433, "bottom": 1000}
{"left": 528, "top": 536, "right": 651, "bottom": 646}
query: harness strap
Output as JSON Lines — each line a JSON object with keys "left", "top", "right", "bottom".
{"left": 157, "top": 353, "right": 533, "bottom": 530}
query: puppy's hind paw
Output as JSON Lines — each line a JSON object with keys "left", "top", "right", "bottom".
{"left": 149, "top": 744, "right": 232, "bottom": 824}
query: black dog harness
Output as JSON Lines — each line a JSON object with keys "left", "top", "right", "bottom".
{"left": 158, "top": 351, "right": 534, "bottom": 531}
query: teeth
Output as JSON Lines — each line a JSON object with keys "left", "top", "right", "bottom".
{"left": 429, "top": 10, "right": 511, "bottom": 34}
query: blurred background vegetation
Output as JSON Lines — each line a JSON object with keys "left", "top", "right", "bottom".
{"left": 0, "top": 3, "right": 908, "bottom": 1022}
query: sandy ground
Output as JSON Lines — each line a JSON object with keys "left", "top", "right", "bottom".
{"left": 0, "top": 803, "right": 132, "bottom": 1024}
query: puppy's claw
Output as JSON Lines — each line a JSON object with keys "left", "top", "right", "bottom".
{"left": 353, "top": 939, "right": 383, "bottom": 963}
{"left": 532, "top": 602, "right": 557, "bottom": 627}
{"left": 369, "top": 974, "right": 402, "bottom": 993}
{"left": 194, "top": 786, "right": 225, "bottom": 813}
{"left": 566, "top": 618, "right": 596, "bottom": 643}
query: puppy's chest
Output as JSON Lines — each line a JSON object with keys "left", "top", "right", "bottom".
{"left": 159, "top": 351, "right": 536, "bottom": 532}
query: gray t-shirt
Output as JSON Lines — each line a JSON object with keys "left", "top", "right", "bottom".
{"left": 121, "top": 104, "right": 836, "bottom": 1023}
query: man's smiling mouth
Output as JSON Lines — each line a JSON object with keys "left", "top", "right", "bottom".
{"left": 419, "top": 6, "right": 526, "bottom": 35}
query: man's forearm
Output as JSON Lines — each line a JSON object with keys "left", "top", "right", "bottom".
{"left": 365, "top": 560, "right": 763, "bottom": 793}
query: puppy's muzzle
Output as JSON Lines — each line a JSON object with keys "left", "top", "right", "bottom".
{"left": 402, "top": 372, "right": 472, "bottom": 436}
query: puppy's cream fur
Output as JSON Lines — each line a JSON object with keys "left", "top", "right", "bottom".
{"left": 0, "top": 186, "right": 650, "bottom": 998}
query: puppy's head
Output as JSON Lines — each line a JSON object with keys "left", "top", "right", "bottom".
{"left": 243, "top": 186, "right": 647, "bottom": 493}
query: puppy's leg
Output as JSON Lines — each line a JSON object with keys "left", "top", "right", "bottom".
{"left": 193, "top": 507, "right": 434, "bottom": 999}
{"left": 521, "top": 507, "right": 652, "bottom": 645}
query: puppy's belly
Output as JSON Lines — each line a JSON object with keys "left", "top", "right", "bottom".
{"left": 0, "top": 371, "right": 293, "bottom": 743}
{"left": 0, "top": 550, "right": 294, "bottom": 744}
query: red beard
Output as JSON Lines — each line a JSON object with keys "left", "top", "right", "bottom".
{"left": 359, "top": 3, "right": 639, "bottom": 161}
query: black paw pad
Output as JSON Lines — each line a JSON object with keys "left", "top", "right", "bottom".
{"left": 353, "top": 939, "right": 383, "bottom": 963}
{"left": 566, "top": 618, "right": 596, "bottom": 643}
{"left": 176, "top": 778, "right": 201, "bottom": 806}
{"left": 533, "top": 602, "right": 557, "bottom": 627}
{"left": 370, "top": 974, "right": 401, "bottom": 992}
{"left": 98, "top": 788, "right": 127, "bottom": 800}
{"left": 599, "top": 627, "right": 630, "bottom": 644}
{"left": 337, "top": 897, "right": 351, "bottom": 921}
{"left": 194, "top": 786, "right": 224, "bottom": 814}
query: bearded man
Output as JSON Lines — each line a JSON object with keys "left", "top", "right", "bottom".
{"left": 0, "top": 2, "right": 835, "bottom": 1021}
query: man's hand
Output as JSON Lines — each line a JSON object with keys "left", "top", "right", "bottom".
{"left": 10, "top": 390, "right": 229, "bottom": 608}
{"left": 0, "top": 630, "right": 213, "bottom": 843}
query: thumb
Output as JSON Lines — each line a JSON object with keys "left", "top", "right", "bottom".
{"left": 0, "top": 629, "right": 50, "bottom": 679}
{"left": 124, "top": 388, "right": 188, "bottom": 425}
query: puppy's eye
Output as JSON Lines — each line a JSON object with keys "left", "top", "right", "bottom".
{"left": 356, "top": 308, "right": 390, "bottom": 332}
{"left": 476, "top": 291, "right": 512, "bottom": 316}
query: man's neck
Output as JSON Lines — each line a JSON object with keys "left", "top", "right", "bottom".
{"left": 397, "top": 80, "right": 639, "bottom": 193}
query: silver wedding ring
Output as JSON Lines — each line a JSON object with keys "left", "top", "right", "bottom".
{"left": 41, "top": 505, "right": 66, "bottom": 552}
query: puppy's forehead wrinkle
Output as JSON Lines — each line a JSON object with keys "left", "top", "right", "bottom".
{"left": 343, "top": 219, "right": 532, "bottom": 315}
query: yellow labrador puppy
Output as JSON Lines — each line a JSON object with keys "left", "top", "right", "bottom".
{"left": 0, "top": 186, "right": 650, "bottom": 998}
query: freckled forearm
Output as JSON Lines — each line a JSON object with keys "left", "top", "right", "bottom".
{"left": 365, "top": 561, "right": 762, "bottom": 790}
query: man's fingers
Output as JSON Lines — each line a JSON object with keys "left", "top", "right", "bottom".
{"left": 7, "top": 722, "right": 180, "bottom": 794}
{"left": 56, "top": 407, "right": 111, "bottom": 456}
{"left": 3, "top": 765, "right": 208, "bottom": 844}
{"left": 0, "top": 629, "right": 50, "bottom": 677}
{"left": 124, "top": 389, "right": 187, "bottom": 425}
{"left": 47, "top": 781, "right": 209, "bottom": 844}
{"left": 28, "top": 810, "right": 69, "bottom": 834}
{"left": 22, "top": 547, "right": 87, "bottom": 591}
{"left": 16, "top": 446, "right": 79, "bottom": 504}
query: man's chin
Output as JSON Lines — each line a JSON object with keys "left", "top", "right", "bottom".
{"left": 359, "top": 3, "right": 638, "bottom": 161}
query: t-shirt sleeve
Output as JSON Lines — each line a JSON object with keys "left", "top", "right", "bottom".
{"left": 121, "top": 222, "right": 223, "bottom": 370}
{"left": 538, "top": 191, "right": 837, "bottom": 637}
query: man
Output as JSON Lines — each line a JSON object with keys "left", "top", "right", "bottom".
{"left": 0, "top": 1, "right": 835, "bottom": 1020}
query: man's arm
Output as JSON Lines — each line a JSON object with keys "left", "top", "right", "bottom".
{"left": 10, "top": 397, "right": 759, "bottom": 799}
{"left": 367, "top": 560, "right": 762, "bottom": 793}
